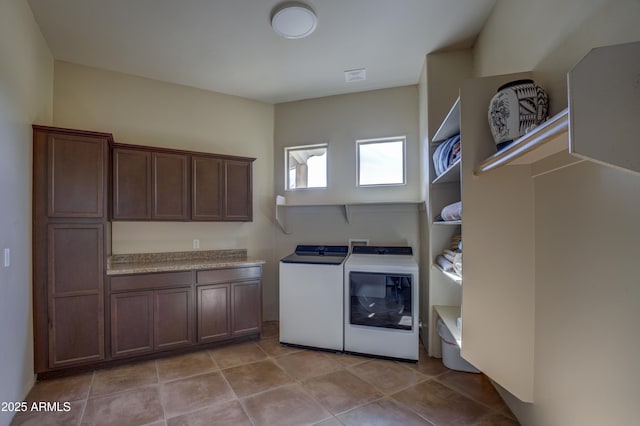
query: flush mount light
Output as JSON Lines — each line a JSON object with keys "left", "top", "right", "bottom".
{"left": 271, "top": 2, "right": 317, "bottom": 39}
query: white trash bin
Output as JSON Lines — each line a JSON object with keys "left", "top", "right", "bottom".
{"left": 437, "top": 319, "right": 480, "bottom": 373}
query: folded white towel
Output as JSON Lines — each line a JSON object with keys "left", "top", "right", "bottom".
{"left": 453, "top": 252, "right": 463, "bottom": 276}
{"left": 436, "top": 255, "right": 454, "bottom": 272}
{"left": 441, "top": 201, "right": 462, "bottom": 221}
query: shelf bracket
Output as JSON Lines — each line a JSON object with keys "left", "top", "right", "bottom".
{"left": 343, "top": 204, "right": 352, "bottom": 223}
{"left": 275, "top": 196, "right": 291, "bottom": 234}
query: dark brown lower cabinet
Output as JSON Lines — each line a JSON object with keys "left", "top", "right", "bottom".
{"left": 196, "top": 267, "right": 262, "bottom": 343}
{"left": 155, "top": 287, "right": 193, "bottom": 350}
{"left": 231, "top": 280, "right": 261, "bottom": 336}
{"left": 111, "top": 287, "right": 194, "bottom": 358}
{"left": 197, "top": 284, "right": 231, "bottom": 342}
{"left": 111, "top": 291, "right": 154, "bottom": 358}
{"left": 109, "top": 270, "right": 195, "bottom": 359}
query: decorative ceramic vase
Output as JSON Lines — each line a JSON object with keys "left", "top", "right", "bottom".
{"left": 487, "top": 79, "right": 549, "bottom": 150}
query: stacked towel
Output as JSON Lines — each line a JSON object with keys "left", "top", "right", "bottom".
{"left": 453, "top": 252, "right": 462, "bottom": 276}
{"left": 433, "top": 134, "right": 461, "bottom": 177}
{"left": 436, "top": 255, "right": 454, "bottom": 272}
{"left": 440, "top": 201, "right": 462, "bottom": 221}
{"left": 435, "top": 235, "right": 463, "bottom": 279}
{"left": 450, "top": 235, "right": 462, "bottom": 251}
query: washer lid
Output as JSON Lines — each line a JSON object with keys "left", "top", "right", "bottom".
{"left": 280, "top": 245, "right": 349, "bottom": 265}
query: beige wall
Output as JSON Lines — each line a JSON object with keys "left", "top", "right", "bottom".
{"left": 274, "top": 86, "right": 420, "bottom": 205}
{"left": 52, "top": 62, "right": 279, "bottom": 320}
{"left": 474, "top": 0, "right": 640, "bottom": 424}
{"left": 0, "top": 0, "right": 53, "bottom": 425}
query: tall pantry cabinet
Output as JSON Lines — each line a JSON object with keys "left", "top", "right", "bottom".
{"left": 32, "top": 125, "right": 112, "bottom": 373}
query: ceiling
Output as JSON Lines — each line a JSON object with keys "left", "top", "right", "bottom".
{"left": 27, "top": 0, "right": 496, "bottom": 104}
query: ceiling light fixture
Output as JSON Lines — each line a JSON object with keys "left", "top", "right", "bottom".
{"left": 271, "top": 2, "right": 318, "bottom": 39}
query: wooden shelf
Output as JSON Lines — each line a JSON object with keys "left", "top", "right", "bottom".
{"left": 434, "top": 305, "right": 461, "bottom": 348}
{"left": 475, "top": 108, "right": 585, "bottom": 177}
{"left": 432, "top": 264, "right": 462, "bottom": 285}
{"left": 432, "top": 220, "right": 461, "bottom": 226}
{"left": 432, "top": 97, "right": 460, "bottom": 143}
{"left": 432, "top": 158, "right": 461, "bottom": 184}
{"left": 275, "top": 196, "right": 421, "bottom": 234}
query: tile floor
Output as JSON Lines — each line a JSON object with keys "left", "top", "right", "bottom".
{"left": 11, "top": 322, "right": 520, "bottom": 426}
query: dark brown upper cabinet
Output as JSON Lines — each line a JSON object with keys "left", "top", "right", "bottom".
{"left": 224, "top": 160, "right": 253, "bottom": 221}
{"left": 113, "top": 148, "right": 189, "bottom": 221}
{"left": 192, "top": 156, "right": 223, "bottom": 221}
{"left": 153, "top": 152, "right": 189, "bottom": 220}
{"left": 113, "top": 143, "right": 254, "bottom": 222}
{"left": 45, "top": 131, "right": 109, "bottom": 219}
{"left": 113, "top": 148, "right": 152, "bottom": 220}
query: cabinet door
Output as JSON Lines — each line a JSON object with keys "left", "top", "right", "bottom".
{"left": 113, "top": 148, "right": 152, "bottom": 220}
{"left": 111, "top": 291, "right": 154, "bottom": 358}
{"left": 191, "top": 156, "right": 223, "bottom": 221}
{"left": 231, "top": 280, "right": 261, "bottom": 336}
{"left": 154, "top": 287, "right": 193, "bottom": 350}
{"left": 197, "top": 284, "right": 230, "bottom": 342}
{"left": 153, "top": 152, "right": 189, "bottom": 220}
{"left": 224, "top": 160, "right": 252, "bottom": 221}
{"left": 48, "top": 224, "right": 105, "bottom": 368}
{"left": 47, "top": 133, "right": 108, "bottom": 218}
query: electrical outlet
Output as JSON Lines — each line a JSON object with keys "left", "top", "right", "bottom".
{"left": 192, "top": 239, "right": 200, "bottom": 249}
{"left": 4, "top": 248, "right": 10, "bottom": 267}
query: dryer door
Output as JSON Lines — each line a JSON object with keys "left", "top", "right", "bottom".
{"left": 348, "top": 271, "right": 413, "bottom": 331}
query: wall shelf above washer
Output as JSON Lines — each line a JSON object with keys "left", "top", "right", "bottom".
{"left": 275, "top": 196, "right": 421, "bottom": 234}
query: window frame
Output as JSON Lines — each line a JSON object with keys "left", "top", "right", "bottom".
{"left": 284, "top": 143, "right": 329, "bottom": 191}
{"left": 356, "top": 136, "right": 407, "bottom": 187}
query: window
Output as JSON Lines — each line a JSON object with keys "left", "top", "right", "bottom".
{"left": 285, "top": 144, "right": 327, "bottom": 190}
{"left": 357, "top": 136, "right": 406, "bottom": 186}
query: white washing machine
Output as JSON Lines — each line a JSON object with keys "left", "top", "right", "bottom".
{"left": 344, "top": 246, "right": 419, "bottom": 361}
{"left": 279, "top": 245, "right": 348, "bottom": 351}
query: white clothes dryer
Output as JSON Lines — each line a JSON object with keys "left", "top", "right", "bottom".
{"left": 343, "top": 246, "right": 419, "bottom": 361}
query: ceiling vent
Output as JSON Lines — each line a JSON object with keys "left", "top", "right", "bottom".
{"left": 344, "top": 68, "right": 367, "bottom": 83}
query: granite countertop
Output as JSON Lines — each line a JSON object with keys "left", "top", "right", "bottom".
{"left": 106, "top": 249, "right": 265, "bottom": 276}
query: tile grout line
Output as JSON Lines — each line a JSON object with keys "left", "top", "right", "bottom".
{"left": 77, "top": 370, "right": 95, "bottom": 425}
{"left": 153, "top": 358, "right": 170, "bottom": 425}
{"left": 431, "top": 376, "right": 513, "bottom": 417}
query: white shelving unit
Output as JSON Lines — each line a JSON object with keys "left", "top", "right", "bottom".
{"left": 427, "top": 95, "right": 463, "bottom": 358}
{"left": 457, "top": 41, "right": 640, "bottom": 404}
